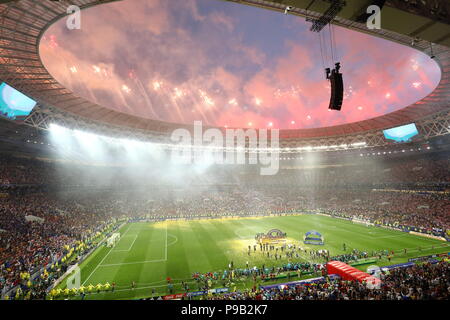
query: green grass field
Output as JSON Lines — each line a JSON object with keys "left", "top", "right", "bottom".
{"left": 61, "top": 214, "right": 450, "bottom": 300}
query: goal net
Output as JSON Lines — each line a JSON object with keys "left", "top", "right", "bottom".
{"left": 106, "top": 233, "right": 120, "bottom": 247}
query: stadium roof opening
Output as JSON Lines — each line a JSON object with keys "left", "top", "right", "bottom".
{"left": 39, "top": 0, "right": 440, "bottom": 130}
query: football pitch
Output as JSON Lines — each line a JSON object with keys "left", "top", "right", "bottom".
{"left": 63, "top": 214, "right": 450, "bottom": 300}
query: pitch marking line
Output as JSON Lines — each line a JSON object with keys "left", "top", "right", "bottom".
{"left": 97, "top": 223, "right": 169, "bottom": 268}
{"left": 113, "top": 235, "right": 138, "bottom": 252}
{"left": 165, "top": 222, "right": 168, "bottom": 260}
{"left": 336, "top": 227, "right": 412, "bottom": 240}
{"left": 82, "top": 246, "right": 115, "bottom": 286}
{"left": 375, "top": 234, "right": 410, "bottom": 239}
{"left": 82, "top": 280, "right": 198, "bottom": 297}
{"left": 82, "top": 224, "right": 134, "bottom": 285}
{"left": 99, "top": 259, "right": 166, "bottom": 267}
{"left": 167, "top": 234, "right": 178, "bottom": 246}
{"left": 400, "top": 243, "right": 450, "bottom": 253}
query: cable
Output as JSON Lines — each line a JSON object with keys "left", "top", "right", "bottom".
{"left": 318, "top": 32, "right": 326, "bottom": 70}
{"left": 328, "top": 23, "right": 335, "bottom": 63}
{"left": 331, "top": 22, "right": 338, "bottom": 63}
{"left": 322, "top": 30, "right": 330, "bottom": 68}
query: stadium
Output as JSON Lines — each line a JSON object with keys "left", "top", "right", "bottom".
{"left": 0, "top": 0, "right": 449, "bottom": 305}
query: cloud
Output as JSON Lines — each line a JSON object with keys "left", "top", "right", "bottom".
{"left": 39, "top": 0, "right": 441, "bottom": 129}
{"left": 208, "top": 11, "right": 235, "bottom": 32}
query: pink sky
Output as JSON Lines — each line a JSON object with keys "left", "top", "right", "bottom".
{"left": 40, "top": 0, "right": 441, "bottom": 129}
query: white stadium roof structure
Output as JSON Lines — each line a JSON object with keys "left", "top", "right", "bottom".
{"left": 0, "top": 0, "right": 449, "bottom": 153}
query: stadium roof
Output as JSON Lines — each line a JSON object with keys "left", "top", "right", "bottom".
{"left": 0, "top": 0, "right": 449, "bottom": 142}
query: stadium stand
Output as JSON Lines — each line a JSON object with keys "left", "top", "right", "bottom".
{"left": 205, "top": 261, "right": 449, "bottom": 300}
{"left": 0, "top": 149, "right": 449, "bottom": 299}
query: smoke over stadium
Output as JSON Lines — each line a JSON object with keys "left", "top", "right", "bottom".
{"left": 0, "top": 0, "right": 449, "bottom": 313}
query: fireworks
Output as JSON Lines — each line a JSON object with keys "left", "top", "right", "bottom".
{"left": 274, "top": 86, "right": 301, "bottom": 99}
{"left": 153, "top": 81, "right": 162, "bottom": 91}
{"left": 122, "top": 85, "right": 131, "bottom": 94}
{"left": 199, "top": 90, "right": 215, "bottom": 106}
{"left": 49, "top": 35, "right": 58, "bottom": 48}
{"left": 174, "top": 87, "right": 184, "bottom": 98}
{"left": 228, "top": 98, "right": 238, "bottom": 106}
{"left": 90, "top": 65, "right": 109, "bottom": 77}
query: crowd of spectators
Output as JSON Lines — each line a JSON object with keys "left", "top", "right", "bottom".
{"left": 1, "top": 186, "right": 448, "bottom": 296}
{"left": 206, "top": 261, "right": 449, "bottom": 300}
{"left": 127, "top": 188, "right": 449, "bottom": 235}
{"left": 1, "top": 152, "right": 449, "bottom": 189}
{"left": 0, "top": 152, "right": 449, "bottom": 299}
{"left": 0, "top": 194, "right": 122, "bottom": 295}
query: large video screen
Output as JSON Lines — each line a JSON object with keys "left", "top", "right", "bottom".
{"left": 0, "top": 82, "right": 37, "bottom": 120}
{"left": 383, "top": 123, "right": 419, "bottom": 143}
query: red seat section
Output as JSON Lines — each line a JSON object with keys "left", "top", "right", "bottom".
{"left": 326, "top": 261, "right": 382, "bottom": 288}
